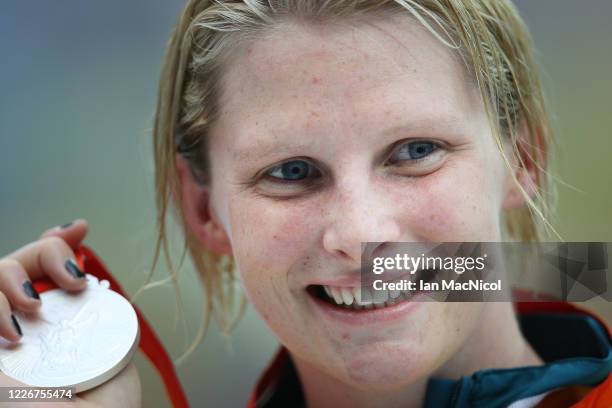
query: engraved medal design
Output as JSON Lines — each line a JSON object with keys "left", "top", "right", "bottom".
{"left": 0, "top": 274, "right": 140, "bottom": 392}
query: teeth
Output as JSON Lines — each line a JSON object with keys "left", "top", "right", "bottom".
{"left": 372, "top": 288, "right": 389, "bottom": 304}
{"left": 330, "top": 287, "right": 344, "bottom": 305}
{"left": 401, "top": 288, "right": 413, "bottom": 297}
{"left": 358, "top": 288, "right": 373, "bottom": 306}
{"left": 352, "top": 287, "right": 361, "bottom": 304}
{"left": 321, "top": 285, "right": 409, "bottom": 309}
{"left": 340, "top": 288, "right": 354, "bottom": 305}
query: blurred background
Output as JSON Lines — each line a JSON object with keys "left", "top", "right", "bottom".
{"left": 1, "top": 1, "right": 611, "bottom": 406}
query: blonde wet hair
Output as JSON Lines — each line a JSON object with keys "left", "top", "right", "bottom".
{"left": 147, "top": 0, "right": 558, "bottom": 364}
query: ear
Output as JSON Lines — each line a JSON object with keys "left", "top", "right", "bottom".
{"left": 175, "top": 155, "right": 232, "bottom": 256}
{"left": 502, "top": 120, "right": 544, "bottom": 209}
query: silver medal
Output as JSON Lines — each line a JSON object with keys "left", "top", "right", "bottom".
{"left": 0, "top": 274, "right": 140, "bottom": 392}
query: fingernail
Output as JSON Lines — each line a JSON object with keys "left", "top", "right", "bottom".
{"left": 22, "top": 281, "right": 40, "bottom": 300}
{"left": 60, "top": 221, "right": 74, "bottom": 229}
{"left": 65, "top": 259, "right": 85, "bottom": 279}
{"left": 11, "top": 314, "right": 22, "bottom": 337}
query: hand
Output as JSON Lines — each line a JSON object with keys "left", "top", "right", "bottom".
{"left": 0, "top": 220, "right": 142, "bottom": 408}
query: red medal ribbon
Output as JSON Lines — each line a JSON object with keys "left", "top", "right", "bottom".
{"left": 32, "top": 245, "right": 189, "bottom": 408}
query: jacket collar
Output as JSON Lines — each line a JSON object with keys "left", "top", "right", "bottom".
{"left": 249, "top": 301, "right": 612, "bottom": 408}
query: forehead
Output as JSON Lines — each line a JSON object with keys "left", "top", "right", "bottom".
{"left": 212, "top": 12, "right": 482, "bottom": 154}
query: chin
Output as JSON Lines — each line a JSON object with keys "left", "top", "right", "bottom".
{"left": 333, "top": 340, "right": 439, "bottom": 390}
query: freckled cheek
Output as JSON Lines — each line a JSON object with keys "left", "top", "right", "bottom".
{"left": 228, "top": 198, "right": 317, "bottom": 267}
{"left": 227, "top": 218, "right": 308, "bottom": 340}
{"left": 225, "top": 197, "right": 319, "bottom": 319}
{"left": 390, "top": 164, "right": 499, "bottom": 240}
{"left": 230, "top": 246, "right": 313, "bottom": 349}
{"left": 241, "top": 283, "right": 312, "bottom": 349}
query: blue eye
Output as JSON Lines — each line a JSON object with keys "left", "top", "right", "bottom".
{"left": 267, "top": 160, "right": 317, "bottom": 181}
{"left": 393, "top": 141, "right": 436, "bottom": 161}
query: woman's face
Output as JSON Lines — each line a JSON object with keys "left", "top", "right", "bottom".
{"left": 204, "top": 15, "right": 514, "bottom": 387}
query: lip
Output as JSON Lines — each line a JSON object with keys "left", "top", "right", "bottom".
{"left": 307, "top": 271, "right": 418, "bottom": 288}
{"left": 306, "top": 289, "right": 428, "bottom": 326}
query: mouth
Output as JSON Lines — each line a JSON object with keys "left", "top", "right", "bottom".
{"left": 306, "top": 269, "right": 438, "bottom": 312}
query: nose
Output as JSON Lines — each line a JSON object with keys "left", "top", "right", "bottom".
{"left": 322, "top": 179, "right": 401, "bottom": 264}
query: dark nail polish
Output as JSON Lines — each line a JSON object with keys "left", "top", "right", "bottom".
{"left": 11, "top": 314, "right": 22, "bottom": 337}
{"left": 65, "top": 259, "right": 85, "bottom": 279}
{"left": 22, "top": 281, "right": 40, "bottom": 300}
{"left": 60, "top": 222, "right": 74, "bottom": 229}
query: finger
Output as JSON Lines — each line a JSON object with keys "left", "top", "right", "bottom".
{"left": 7, "top": 218, "right": 88, "bottom": 275}
{"left": 39, "top": 218, "right": 89, "bottom": 250}
{"left": 0, "top": 293, "right": 22, "bottom": 342}
{"left": 0, "top": 258, "right": 41, "bottom": 313}
{"left": 6, "top": 237, "right": 87, "bottom": 291}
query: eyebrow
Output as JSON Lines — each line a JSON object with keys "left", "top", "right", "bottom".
{"left": 231, "top": 115, "right": 463, "bottom": 163}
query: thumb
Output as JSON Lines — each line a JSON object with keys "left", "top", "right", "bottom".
{"left": 39, "top": 219, "right": 89, "bottom": 250}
